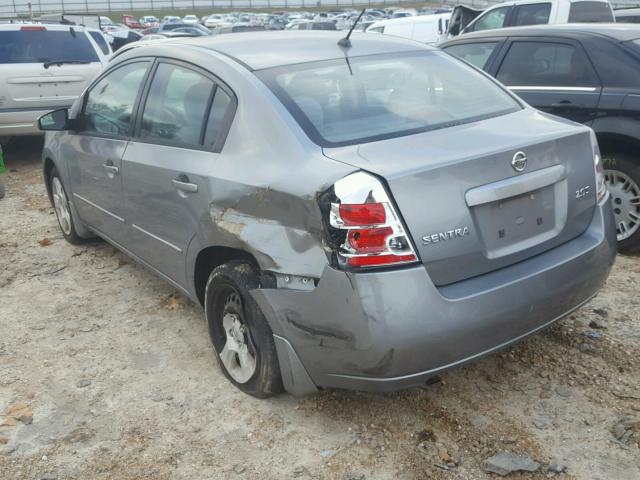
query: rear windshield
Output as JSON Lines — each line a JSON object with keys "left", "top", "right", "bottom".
{"left": 257, "top": 51, "right": 520, "bottom": 147}
{"left": 0, "top": 30, "right": 99, "bottom": 64}
{"left": 568, "top": 1, "right": 614, "bottom": 22}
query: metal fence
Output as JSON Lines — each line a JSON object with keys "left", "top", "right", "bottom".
{"left": 0, "top": 0, "right": 411, "bottom": 17}
{"left": 2, "top": 0, "right": 638, "bottom": 17}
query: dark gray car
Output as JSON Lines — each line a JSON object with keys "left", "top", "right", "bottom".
{"left": 39, "top": 32, "right": 616, "bottom": 397}
{"left": 441, "top": 24, "right": 640, "bottom": 252}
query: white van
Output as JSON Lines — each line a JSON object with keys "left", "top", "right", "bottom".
{"left": 448, "top": 0, "right": 615, "bottom": 36}
{"left": 0, "top": 23, "right": 108, "bottom": 143}
{"left": 366, "top": 13, "right": 451, "bottom": 44}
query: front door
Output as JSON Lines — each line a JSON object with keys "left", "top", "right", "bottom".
{"left": 494, "top": 39, "right": 602, "bottom": 124}
{"left": 67, "top": 60, "right": 151, "bottom": 242}
{"left": 122, "top": 60, "right": 236, "bottom": 286}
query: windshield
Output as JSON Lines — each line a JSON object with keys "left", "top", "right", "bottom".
{"left": 0, "top": 30, "right": 99, "bottom": 64}
{"left": 258, "top": 51, "right": 520, "bottom": 147}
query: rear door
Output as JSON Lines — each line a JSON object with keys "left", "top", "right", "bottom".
{"left": 67, "top": 60, "right": 151, "bottom": 243}
{"left": 122, "top": 59, "right": 236, "bottom": 286}
{"left": 493, "top": 38, "right": 602, "bottom": 124}
{"left": 0, "top": 26, "right": 102, "bottom": 114}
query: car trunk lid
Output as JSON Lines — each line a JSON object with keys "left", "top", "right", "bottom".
{"left": 324, "top": 109, "right": 597, "bottom": 286}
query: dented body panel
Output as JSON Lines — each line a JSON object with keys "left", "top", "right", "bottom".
{"left": 253, "top": 201, "right": 615, "bottom": 392}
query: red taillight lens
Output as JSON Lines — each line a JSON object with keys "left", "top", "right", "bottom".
{"left": 339, "top": 203, "right": 386, "bottom": 226}
{"left": 347, "top": 227, "right": 393, "bottom": 254}
{"left": 348, "top": 253, "right": 417, "bottom": 267}
{"left": 325, "top": 172, "right": 418, "bottom": 270}
{"left": 21, "top": 26, "right": 47, "bottom": 31}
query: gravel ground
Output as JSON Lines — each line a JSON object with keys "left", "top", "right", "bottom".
{"left": 0, "top": 139, "right": 639, "bottom": 480}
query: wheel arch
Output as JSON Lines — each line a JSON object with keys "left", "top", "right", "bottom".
{"left": 43, "top": 156, "right": 56, "bottom": 204}
{"left": 596, "top": 132, "right": 640, "bottom": 164}
{"left": 192, "top": 245, "right": 259, "bottom": 306}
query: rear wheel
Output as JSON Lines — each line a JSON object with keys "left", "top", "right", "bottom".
{"left": 603, "top": 153, "right": 640, "bottom": 253}
{"left": 205, "top": 261, "right": 283, "bottom": 398}
{"left": 49, "top": 168, "right": 86, "bottom": 245}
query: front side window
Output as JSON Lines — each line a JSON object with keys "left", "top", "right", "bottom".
{"left": 568, "top": 1, "right": 614, "bottom": 22}
{"left": 513, "top": 3, "right": 552, "bottom": 26}
{"left": 258, "top": 51, "right": 520, "bottom": 147}
{"left": 470, "top": 7, "right": 510, "bottom": 32}
{"left": 140, "top": 63, "right": 214, "bottom": 146}
{"left": 496, "top": 41, "right": 599, "bottom": 87}
{"left": 444, "top": 41, "right": 500, "bottom": 69}
{"left": 0, "top": 29, "right": 99, "bottom": 64}
{"left": 83, "top": 62, "right": 148, "bottom": 136}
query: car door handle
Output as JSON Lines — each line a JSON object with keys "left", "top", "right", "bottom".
{"left": 551, "top": 100, "right": 574, "bottom": 107}
{"left": 103, "top": 163, "right": 119, "bottom": 175}
{"left": 172, "top": 178, "right": 198, "bottom": 193}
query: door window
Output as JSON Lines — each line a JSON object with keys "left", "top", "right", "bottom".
{"left": 469, "top": 7, "right": 510, "bottom": 32}
{"left": 568, "top": 1, "right": 614, "bottom": 22}
{"left": 512, "top": 3, "right": 552, "bottom": 26}
{"left": 444, "top": 42, "right": 500, "bottom": 69}
{"left": 496, "top": 41, "right": 599, "bottom": 87}
{"left": 83, "top": 62, "right": 148, "bottom": 136}
{"left": 140, "top": 63, "right": 214, "bottom": 146}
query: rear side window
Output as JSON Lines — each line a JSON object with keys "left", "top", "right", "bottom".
{"left": 444, "top": 42, "right": 500, "bottom": 69}
{"left": 470, "top": 7, "right": 511, "bottom": 32}
{"left": 89, "top": 31, "right": 110, "bottom": 55}
{"left": 568, "top": 1, "right": 614, "bottom": 22}
{"left": 0, "top": 30, "right": 99, "bottom": 64}
{"left": 513, "top": 3, "right": 552, "bottom": 26}
{"left": 616, "top": 15, "right": 640, "bottom": 23}
{"left": 140, "top": 63, "right": 214, "bottom": 147}
{"left": 83, "top": 62, "right": 148, "bottom": 136}
{"left": 496, "top": 41, "right": 599, "bottom": 87}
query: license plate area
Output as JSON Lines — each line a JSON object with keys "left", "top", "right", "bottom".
{"left": 473, "top": 181, "right": 567, "bottom": 259}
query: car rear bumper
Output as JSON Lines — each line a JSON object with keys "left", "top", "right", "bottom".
{"left": 253, "top": 199, "right": 616, "bottom": 394}
{"left": 0, "top": 107, "right": 69, "bottom": 137}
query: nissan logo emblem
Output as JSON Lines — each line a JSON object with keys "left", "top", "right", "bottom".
{"left": 512, "top": 151, "right": 527, "bottom": 172}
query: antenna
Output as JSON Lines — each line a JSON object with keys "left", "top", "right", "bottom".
{"left": 338, "top": 8, "right": 366, "bottom": 48}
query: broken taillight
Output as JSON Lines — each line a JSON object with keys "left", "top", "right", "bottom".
{"left": 321, "top": 172, "right": 418, "bottom": 269}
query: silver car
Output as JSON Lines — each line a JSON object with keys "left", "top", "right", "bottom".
{"left": 39, "top": 32, "right": 616, "bottom": 397}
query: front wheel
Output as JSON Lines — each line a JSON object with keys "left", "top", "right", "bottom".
{"left": 205, "top": 261, "right": 283, "bottom": 398}
{"left": 49, "top": 168, "right": 86, "bottom": 245}
{"left": 603, "top": 153, "right": 640, "bottom": 253}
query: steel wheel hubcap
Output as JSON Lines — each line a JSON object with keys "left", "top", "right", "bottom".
{"left": 219, "top": 292, "right": 256, "bottom": 384}
{"left": 52, "top": 177, "right": 72, "bottom": 236}
{"left": 604, "top": 169, "right": 640, "bottom": 241}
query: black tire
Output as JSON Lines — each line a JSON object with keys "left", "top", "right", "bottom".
{"left": 602, "top": 153, "right": 640, "bottom": 253}
{"left": 48, "top": 168, "right": 86, "bottom": 245}
{"left": 204, "top": 261, "right": 283, "bottom": 398}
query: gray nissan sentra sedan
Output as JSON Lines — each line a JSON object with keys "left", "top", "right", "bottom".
{"left": 39, "top": 31, "right": 616, "bottom": 397}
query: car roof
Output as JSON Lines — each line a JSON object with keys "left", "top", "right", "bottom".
{"left": 127, "top": 31, "right": 433, "bottom": 70}
{"left": 0, "top": 22, "right": 87, "bottom": 32}
{"left": 447, "top": 23, "right": 640, "bottom": 43}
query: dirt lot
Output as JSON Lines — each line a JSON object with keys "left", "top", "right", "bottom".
{"left": 0, "top": 138, "right": 639, "bottom": 480}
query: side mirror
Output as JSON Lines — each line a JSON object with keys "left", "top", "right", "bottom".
{"left": 38, "top": 108, "right": 71, "bottom": 131}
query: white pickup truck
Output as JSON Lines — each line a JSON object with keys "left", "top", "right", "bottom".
{"left": 448, "top": 0, "right": 615, "bottom": 36}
